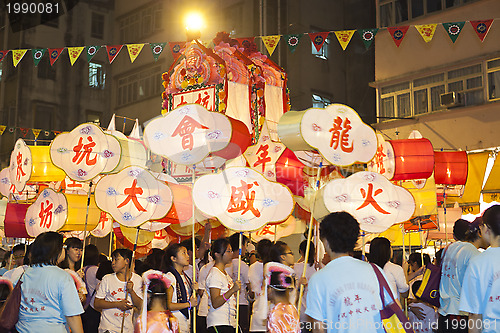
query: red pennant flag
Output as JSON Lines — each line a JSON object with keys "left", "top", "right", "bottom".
{"left": 48, "top": 48, "right": 64, "bottom": 66}
{"left": 387, "top": 26, "right": 410, "bottom": 47}
{"left": 309, "top": 32, "right": 330, "bottom": 52}
{"left": 0, "top": 50, "right": 9, "bottom": 62}
{"left": 235, "top": 37, "right": 255, "bottom": 49}
{"left": 169, "top": 42, "right": 186, "bottom": 61}
{"left": 470, "top": 19, "right": 493, "bottom": 42}
{"left": 106, "top": 45, "right": 123, "bottom": 64}
{"left": 19, "top": 128, "right": 29, "bottom": 137}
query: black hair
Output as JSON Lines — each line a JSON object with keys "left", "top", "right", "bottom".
{"left": 144, "top": 248, "right": 165, "bottom": 271}
{"left": 412, "top": 280, "right": 422, "bottom": 299}
{"left": 320, "top": 212, "right": 360, "bottom": 254}
{"left": 299, "top": 240, "right": 315, "bottom": 266}
{"left": 453, "top": 219, "right": 470, "bottom": 241}
{"left": 59, "top": 237, "right": 83, "bottom": 270}
{"left": 0, "top": 283, "right": 10, "bottom": 307}
{"left": 269, "top": 271, "right": 294, "bottom": 295}
{"left": 266, "top": 241, "right": 289, "bottom": 264}
{"left": 180, "top": 238, "right": 201, "bottom": 252}
{"left": 483, "top": 204, "right": 500, "bottom": 236}
{"left": 368, "top": 237, "right": 391, "bottom": 269}
{"left": 111, "top": 248, "right": 133, "bottom": 268}
{"left": 12, "top": 243, "right": 26, "bottom": 255}
{"left": 96, "top": 259, "right": 113, "bottom": 280}
{"left": 435, "top": 248, "right": 444, "bottom": 266}
{"left": 256, "top": 239, "right": 272, "bottom": 262}
{"left": 408, "top": 253, "right": 430, "bottom": 268}
{"left": 211, "top": 238, "right": 231, "bottom": 261}
{"left": 30, "top": 231, "right": 64, "bottom": 267}
{"left": 163, "top": 243, "right": 185, "bottom": 270}
{"left": 147, "top": 278, "right": 167, "bottom": 311}
{"left": 83, "top": 244, "right": 100, "bottom": 267}
{"left": 98, "top": 253, "right": 109, "bottom": 265}
{"left": 22, "top": 245, "right": 31, "bottom": 265}
{"left": 228, "top": 233, "right": 249, "bottom": 254}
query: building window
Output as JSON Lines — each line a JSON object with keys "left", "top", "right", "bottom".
{"left": 119, "top": 3, "right": 162, "bottom": 43}
{"left": 117, "top": 66, "right": 163, "bottom": 107}
{"left": 91, "top": 13, "right": 104, "bottom": 39}
{"left": 311, "top": 35, "right": 329, "bottom": 60}
{"left": 89, "top": 62, "right": 106, "bottom": 89}
{"left": 34, "top": 104, "right": 55, "bottom": 130}
{"left": 37, "top": 57, "right": 56, "bottom": 80}
{"left": 487, "top": 58, "right": 500, "bottom": 100}
{"left": 86, "top": 111, "right": 101, "bottom": 126}
{"left": 312, "top": 94, "right": 331, "bottom": 108}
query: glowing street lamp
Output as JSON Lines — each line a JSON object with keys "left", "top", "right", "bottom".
{"left": 185, "top": 12, "right": 204, "bottom": 41}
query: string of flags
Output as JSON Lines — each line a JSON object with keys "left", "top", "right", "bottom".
{"left": 0, "top": 19, "right": 495, "bottom": 67}
{"left": 0, "top": 125, "right": 62, "bottom": 140}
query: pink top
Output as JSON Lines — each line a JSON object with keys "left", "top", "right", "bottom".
{"left": 134, "top": 311, "right": 179, "bottom": 333}
{"left": 267, "top": 303, "right": 300, "bottom": 333}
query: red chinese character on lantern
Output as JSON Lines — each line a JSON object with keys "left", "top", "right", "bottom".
{"left": 16, "top": 152, "right": 26, "bottom": 181}
{"left": 257, "top": 225, "right": 275, "bottom": 236}
{"left": 171, "top": 115, "right": 209, "bottom": 151}
{"left": 177, "top": 96, "right": 188, "bottom": 107}
{"left": 227, "top": 180, "right": 261, "bottom": 217}
{"left": 195, "top": 91, "right": 211, "bottom": 110}
{"left": 72, "top": 136, "right": 97, "bottom": 166}
{"left": 356, "top": 183, "right": 390, "bottom": 214}
{"left": 39, "top": 200, "right": 53, "bottom": 228}
{"left": 373, "top": 145, "right": 387, "bottom": 174}
{"left": 99, "top": 211, "right": 109, "bottom": 229}
{"left": 66, "top": 179, "right": 83, "bottom": 190}
{"left": 253, "top": 144, "right": 271, "bottom": 173}
{"left": 117, "top": 179, "right": 147, "bottom": 212}
{"left": 329, "top": 116, "right": 354, "bottom": 153}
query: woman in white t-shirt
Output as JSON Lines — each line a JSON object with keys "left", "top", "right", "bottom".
{"left": 163, "top": 243, "right": 199, "bottom": 333}
{"left": 206, "top": 238, "right": 241, "bottom": 333}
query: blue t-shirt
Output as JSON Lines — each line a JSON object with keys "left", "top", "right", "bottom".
{"left": 306, "top": 256, "right": 394, "bottom": 333}
{"left": 439, "top": 241, "right": 480, "bottom": 315}
{"left": 14, "top": 265, "right": 84, "bottom": 333}
{"left": 459, "top": 247, "right": 500, "bottom": 333}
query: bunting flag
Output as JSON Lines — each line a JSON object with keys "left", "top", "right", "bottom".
{"left": 169, "top": 42, "right": 185, "bottom": 61}
{"left": 8, "top": 128, "right": 14, "bottom": 133}
{"left": 53, "top": 130, "right": 61, "bottom": 136}
{"left": 31, "top": 48, "right": 46, "bottom": 67}
{"left": 309, "top": 32, "right": 330, "bottom": 52}
{"left": 358, "top": 29, "right": 379, "bottom": 49}
{"left": 284, "top": 34, "right": 303, "bottom": 53}
{"left": 470, "top": 19, "right": 493, "bottom": 42}
{"left": 48, "top": 48, "right": 64, "bottom": 66}
{"left": 442, "top": 22, "right": 465, "bottom": 43}
{"left": 334, "top": 30, "right": 356, "bottom": 50}
{"left": 0, "top": 50, "right": 8, "bottom": 63}
{"left": 67, "top": 47, "right": 84, "bottom": 66}
{"left": 261, "top": 35, "right": 281, "bottom": 56}
{"left": 235, "top": 37, "right": 255, "bottom": 49}
{"left": 387, "top": 26, "right": 410, "bottom": 47}
{"left": 106, "top": 45, "right": 123, "bottom": 64}
{"left": 150, "top": 42, "right": 166, "bottom": 61}
{"left": 0, "top": 125, "right": 5, "bottom": 135}
{"left": 12, "top": 49, "right": 27, "bottom": 67}
{"left": 126, "top": 44, "right": 144, "bottom": 63}
{"left": 20, "top": 128, "right": 29, "bottom": 137}
{"left": 415, "top": 24, "right": 437, "bottom": 43}
{"left": 85, "top": 45, "right": 101, "bottom": 62}
{"left": 44, "top": 131, "right": 50, "bottom": 136}
{"left": 32, "top": 129, "right": 42, "bottom": 139}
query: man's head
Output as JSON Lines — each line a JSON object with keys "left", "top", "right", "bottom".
{"left": 11, "top": 244, "right": 26, "bottom": 267}
{"left": 228, "top": 233, "right": 249, "bottom": 257}
{"left": 111, "top": 248, "right": 133, "bottom": 273}
{"left": 320, "top": 212, "right": 360, "bottom": 255}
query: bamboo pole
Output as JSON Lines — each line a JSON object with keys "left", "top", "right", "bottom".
{"left": 80, "top": 180, "right": 93, "bottom": 266}
{"left": 235, "top": 232, "right": 243, "bottom": 333}
{"left": 120, "top": 227, "right": 140, "bottom": 333}
{"left": 191, "top": 166, "right": 197, "bottom": 333}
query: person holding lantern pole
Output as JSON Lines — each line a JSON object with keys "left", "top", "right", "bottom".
{"left": 249, "top": 239, "right": 272, "bottom": 333}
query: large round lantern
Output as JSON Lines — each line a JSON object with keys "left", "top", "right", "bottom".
{"left": 388, "top": 138, "right": 434, "bottom": 181}
{"left": 434, "top": 151, "right": 468, "bottom": 185}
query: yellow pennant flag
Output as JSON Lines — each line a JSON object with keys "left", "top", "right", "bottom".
{"left": 67, "top": 47, "right": 84, "bottom": 66}
{"left": 334, "top": 30, "right": 356, "bottom": 50}
{"left": 127, "top": 44, "right": 145, "bottom": 63}
{"left": 12, "top": 49, "right": 28, "bottom": 67}
{"left": 415, "top": 24, "right": 437, "bottom": 43}
{"left": 261, "top": 35, "right": 281, "bottom": 56}
{"left": 32, "top": 129, "right": 42, "bottom": 139}
{"left": 0, "top": 125, "right": 5, "bottom": 135}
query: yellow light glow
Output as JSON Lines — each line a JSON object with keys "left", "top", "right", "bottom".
{"left": 185, "top": 12, "right": 204, "bottom": 32}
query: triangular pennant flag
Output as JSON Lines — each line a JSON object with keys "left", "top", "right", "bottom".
{"left": 12, "top": 49, "right": 28, "bottom": 67}
{"left": 470, "top": 19, "right": 493, "bottom": 42}
{"left": 387, "top": 26, "right": 410, "bottom": 47}
{"left": 169, "top": 42, "right": 185, "bottom": 61}
{"left": 48, "top": 48, "right": 64, "bottom": 66}
{"left": 32, "top": 129, "right": 42, "bottom": 139}
{"left": 53, "top": 130, "right": 61, "bottom": 136}
{"left": 106, "top": 45, "right": 123, "bottom": 64}
{"left": 309, "top": 32, "right": 330, "bottom": 52}
{"left": 415, "top": 24, "right": 437, "bottom": 43}
{"left": 0, "top": 125, "right": 6, "bottom": 135}
{"left": 126, "top": 44, "right": 144, "bottom": 63}
{"left": 284, "top": 34, "right": 303, "bottom": 53}
{"left": 261, "top": 35, "right": 281, "bottom": 56}
{"left": 107, "top": 114, "right": 116, "bottom": 131}
{"left": 20, "top": 128, "right": 29, "bottom": 138}
{"left": 0, "top": 50, "right": 9, "bottom": 63}
{"left": 85, "top": 45, "right": 101, "bottom": 62}
{"left": 334, "top": 30, "right": 356, "bottom": 50}
{"left": 67, "top": 47, "right": 84, "bottom": 66}
{"left": 235, "top": 37, "right": 255, "bottom": 49}
{"left": 442, "top": 22, "right": 465, "bottom": 43}
{"left": 31, "top": 48, "right": 46, "bottom": 67}
{"left": 358, "top": 29, "right": 379, "bottom": 49}
{"left": 150, "top": 43, "right": 167, "bottom": 61}
{"left": 8, "top": 128, "right": 14, "bottom": 133}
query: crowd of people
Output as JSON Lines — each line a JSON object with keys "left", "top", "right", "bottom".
{"left": 0, "top": 204, "right": 499, "bottom": 333}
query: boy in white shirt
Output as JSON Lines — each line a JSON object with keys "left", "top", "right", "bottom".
{"left": 94, "top": 248, "right": 143, "bottom": 333}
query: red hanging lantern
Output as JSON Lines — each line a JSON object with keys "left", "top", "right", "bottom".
{"left": 434, "top": 151, "right": 468, "bottom": 185}
{"left": 275, "top": 148, "right": 305, "bottom": 196}
{"left": 387, "top": 138, "right": 434, "bottom": 181}
{"left": 4, "top": 203, "right": 30, "bottom": 238}
{"left": 213, "top": 116, "right": 252, "bottom": 160}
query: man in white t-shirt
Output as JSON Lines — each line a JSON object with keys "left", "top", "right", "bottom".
{"left": 94, "top": 249, "right": 143, "bottom": 333}
{"left": 306, "top": 212, "right": 395, "bottom": 333}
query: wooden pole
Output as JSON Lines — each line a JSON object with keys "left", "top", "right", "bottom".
{"left": 120, "top": 227, "right": 140, "bottom": 333}
{"left": 80, "top": 181, "right": 93, "bottom": 266}
{"left": 235, "top": 232, "right": 243, "bottom": 333}
{"left": 191, "top": 166, "right": 197, "bottom": 333}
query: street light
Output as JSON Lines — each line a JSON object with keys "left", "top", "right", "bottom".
{"left": 185, "top": 12, "right": 204, "bottom": 41}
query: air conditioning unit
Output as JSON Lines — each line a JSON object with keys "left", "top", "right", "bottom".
{"left": 440, "top": 92, "right": 464, "bottom": 108}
